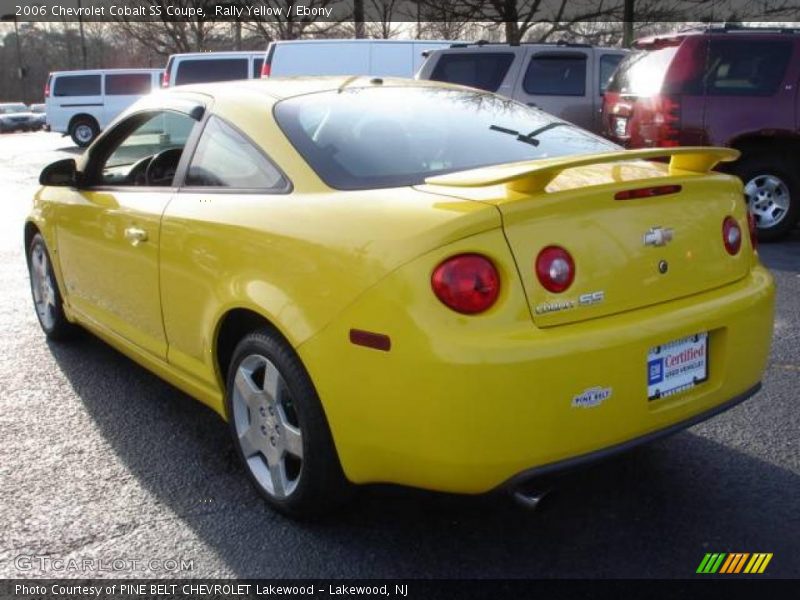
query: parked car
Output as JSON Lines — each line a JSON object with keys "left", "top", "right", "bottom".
{"left": 261, "top": 39, "right": 456, "bottom": 78}
{"left": 45, "top": 69, "right": 163, "bottom": 147}
{"left": 417, "top": 41, "right": 628, "bottom": 132}
{"left": 161, "top": 51, "right": 264, "bottom": 88}
{"left": 602, "top": 26, "right": 800, "bottom": 241}
{"left": 30, "top": 103, "right": 47, "bottom": 130}
{"left": 0, "top": 103, "right": 38, "bottom": 133}
{"left": 26, "top": 78, "right": 773, "bottom": 517}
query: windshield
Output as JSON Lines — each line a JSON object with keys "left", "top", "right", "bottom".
{"left": 274, "top": 86, "right": 618, "bottom": 190}
{"left": 0, "top": 104, "right": 28, "bottom": 114}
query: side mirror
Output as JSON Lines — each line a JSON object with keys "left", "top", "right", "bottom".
{"left": 39, "top": 158, "right": 80, "bottom": 187}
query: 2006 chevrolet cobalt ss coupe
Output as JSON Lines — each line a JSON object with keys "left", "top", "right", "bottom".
{"left": 26, "top": 78, "right": 774, "bottom": 517}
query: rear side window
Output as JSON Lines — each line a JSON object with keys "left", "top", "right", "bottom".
{"left": 253, "top": 58, "right": 264, "bottom": 78}
{"left": 175, "top": 59, "right": 249, "bottom": 86}
{"left": 705, "top": 40, "right": 791, "bottom": 96}
{"left": 105, "top": 73, "right": 152, "bottom": 95}
{"left": 599, "top": 54, "right": 623, "bottom": 93}
{"left": 53, "top": 74, "right": 101, "bottom": 97}
{"left": 523, "top": 53, "right": 587, "bottom": 96}
{"left": 185, "top": 116, "right": 287, "bottom": 190}
{"left": 430, "top": 53, "right": 514, "bottom": 92}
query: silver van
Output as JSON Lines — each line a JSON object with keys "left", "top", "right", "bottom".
{"left": 417, "top": 42, "right": 628, "bottom": 133}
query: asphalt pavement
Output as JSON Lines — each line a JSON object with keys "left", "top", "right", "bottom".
{"left": 0, "top": 132, "right": 798, "bottom": 579}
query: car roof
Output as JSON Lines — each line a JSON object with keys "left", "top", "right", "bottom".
{"left": 167, "top": 51, "right": 264, "bottom": 59}
{"left": 169, "top": 76, "right": 465, "bottom": 102}
{"left": 269, "top": 39, "right": 455, "bottom": 46}
{"left": 634, "top": 27, "right": 800, "bottom": 49}
{"left": 50, "top": 68, "right": 162, "bottom": 76}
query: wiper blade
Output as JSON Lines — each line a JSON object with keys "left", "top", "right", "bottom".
{"left": 489, "top": 124, "right": 540, "bottom": 147}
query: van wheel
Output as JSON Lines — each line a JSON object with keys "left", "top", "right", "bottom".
{"left": 226, "top": 329, "right": 352, "bottom": 518}
{"left": 69, "top": 117, "right": 98, "bottom": 147}
{"left": 734, "top": 154, "right": 799, "bottom": 242}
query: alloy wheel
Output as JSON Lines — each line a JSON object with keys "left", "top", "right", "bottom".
{"left": 744, "top": 173, "right": 790, "bottom": 230}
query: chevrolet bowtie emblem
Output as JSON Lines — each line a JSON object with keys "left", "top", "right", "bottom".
{"left": 643, "top": 226, "right": 674, "bottom": 247}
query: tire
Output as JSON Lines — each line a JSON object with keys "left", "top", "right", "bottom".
{"left": 733, "top": 154, "right": 800, "bottom": 242}
{"left": 27, "top": 233, "right": 77, "bottom": 341}
{"left": 69, "top": 117, "right": 98, "bottom": 147}
{"left": 226, "top": 329, "right": 352, "bottom": 518}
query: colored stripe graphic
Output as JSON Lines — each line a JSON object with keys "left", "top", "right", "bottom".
{"left": 699, "top": 552, "right": 772, "bottom": 574}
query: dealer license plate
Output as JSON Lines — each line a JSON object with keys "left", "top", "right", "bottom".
{"left": 647, "top": 333, "right": 708, "bottom": 400}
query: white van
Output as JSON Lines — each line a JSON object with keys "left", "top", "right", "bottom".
{"left": 161, "top": 51, "right": 265, "bottom": 88}
{"left": 45, "top": 69, "right": 162, "bottom": 147}
{"left": 261, "top": 39, "right": 456, "bottom": 78}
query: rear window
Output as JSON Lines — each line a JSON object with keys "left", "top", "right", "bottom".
{"left": 274, "top": 87, "right": 617, "bottom": 191}
{"left": 53, "top": 74, "right": 101, "bottom": 97}
{"left": 175, "top": 59, "right": 249, "bottom": 86}
{"left": 523, "top": 53, "right": 587, "bottom": 96}
{"left": 105, "top": 73, "right": 152, "bottom": 95}
{"left": 607, "top": 47, "right": 679, "bottom": 96}
{"left": 430, "top": 53, "right": 514, "bottom": 92}
{"left": 599, "top": 54, "right": 623, "bottom": 92}
{"left": 705, "top": 40, "right": 791, "bottom": 96}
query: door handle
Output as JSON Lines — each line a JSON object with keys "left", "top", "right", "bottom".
{"left": 124, "top": 226, "right": 148, "bottom": 246}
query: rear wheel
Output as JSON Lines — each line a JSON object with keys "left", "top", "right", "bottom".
{"left": 27, "top": 233, "right": 76, "bottom": 340}
{"left": 226, "top": 329, "right": 351, "bottom": 518}
{"left": 69, "top": 117, "right": 98, "bottom": 147}
{"left": 734, "top": 154, "right": 799, "bottom": 242}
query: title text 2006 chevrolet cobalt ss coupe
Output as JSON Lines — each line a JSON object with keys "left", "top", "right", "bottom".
{"left": 26, "top": 78, "right": 774, "bottom": 517}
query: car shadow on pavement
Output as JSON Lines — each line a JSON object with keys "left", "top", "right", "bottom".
{"left": 47, "top": 334, "right": 800, "bottom": 579}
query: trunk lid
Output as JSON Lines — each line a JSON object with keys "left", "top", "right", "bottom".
{"left": 423, "top": 148, "right": 752, "bottom": 327}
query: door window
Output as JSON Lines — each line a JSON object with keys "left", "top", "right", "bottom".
{"left": 53, "top": 74, "right": 101, "bottom": 96}
{"left": 92, "top": 111, "right": 196, "bottom": 187}
{"left": 185, "top": 116, "right": 287, "bottom": 190}
{"left": 523, "top": 53, "right": 587, "bottom": 96}
{"left": 430, "top": 53, "right": 515, "bottom": 92}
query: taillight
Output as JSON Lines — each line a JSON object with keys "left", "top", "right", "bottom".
{"left": 261, "top": 62, "right": 271, "bottom": 78}
{"left": 44, "top": 78, "right": 50, "bottom": 98}
{"left": 161, "top": 71, "right": 169, "bottom": 88}
{"left": 431, "top": 254, "right": 500, "bottom": 315}
{"left": 536, "top": 246, "right": 575, "bottom": 293}
{"left": 747, "top": 211, "right": 758, "bottom": 251}
{"left": 615, "top": 184, "right": 682, "bottom": 200}
{"left": 722, "top": 216, "right": 742, "bottom": 255}
{"left": 653, "top": 94, "right": 681, "bottom": 147}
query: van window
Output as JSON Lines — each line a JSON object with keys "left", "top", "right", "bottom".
{"left": 705, "top": 40, "right": 791, "bottom": 96}
{"left": 523, "top": 53, "right": 587, "bottom": 96}
{"left": 185, "top": 116, "right": 287, "bottom": 190}
{"left": 53, "top": 74, "right": 101, "bottom": 97}
{"left": 175, "top": 59, "right": 249, "bottom": 86}
{"left": 105, "top": 73, "right": 153, "bottom": 95}
{"left": 599, "top": 54, "right": 623, "bottom": 93}
{"left": 253, "top": 58, "right": 264, "bottom": 78}
{"left": 430, "top": 53, "right": 515, "bottom": 92}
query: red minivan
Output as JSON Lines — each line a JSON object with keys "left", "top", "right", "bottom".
{"left": 603, "top": 27, "right": 800, "bottom": 241}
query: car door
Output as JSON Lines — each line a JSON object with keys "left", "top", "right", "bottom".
{"left": 54, "top": 108, "right": 201, "bottom": 359}
{"left": 514, "top": 48, "right": 593, "bottom": 129}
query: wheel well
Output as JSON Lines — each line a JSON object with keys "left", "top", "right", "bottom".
{"left": 68, "top": 113, "right": 98, "bottom": 132}
{"left": 23, "top": 222, "right": 40, "bottom": 265}
{"left": 731, "top": 135, "right": 800, "bottom": 165}
{"left": 215, "top": 308, "right": 289, "bottom": 387}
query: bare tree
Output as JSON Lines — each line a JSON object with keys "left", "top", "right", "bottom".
{"left": 113, "top": 0, "right": 218, "bottom": 54}
{"left": 366, "top": 0, "right": 401, "bottom": 38}
{"left": 240, "top": 0, "right": 344, "bottom": 41}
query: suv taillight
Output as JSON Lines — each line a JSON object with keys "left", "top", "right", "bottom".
{"left": 652, "top": 94, "right": 681, "bottom": 147}
{"left": 161, "top": 71, "right": 169, "bottom": 88}
{"left": 431, "top": 254, "right": 500, "bottom": 314}
{"left": 261, "top": 62, "right": 271, "bottom": 77}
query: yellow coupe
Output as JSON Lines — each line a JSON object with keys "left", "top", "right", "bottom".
{"left": 26, "top": 78, "right": 774, "bottom": 517}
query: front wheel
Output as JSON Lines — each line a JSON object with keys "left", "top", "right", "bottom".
{"left": 27, "top": 233, "right": 76, "bottom": 340}
{"left": 69, "top": 117, "right": 98, "bottom": 147}
{"left": 226, "top": 330, "right": 352, "bottom": 518}
{"left": 734, "top": 155, "right": 800, "bottom": 242}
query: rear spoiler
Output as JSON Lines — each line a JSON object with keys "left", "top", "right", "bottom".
{"left": 425, "top": 147, "right": 740, "bottom": 195}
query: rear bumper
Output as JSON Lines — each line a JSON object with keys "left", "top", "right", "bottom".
{"left": 300, "top": 261, "right": 774, "bottom": 494}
